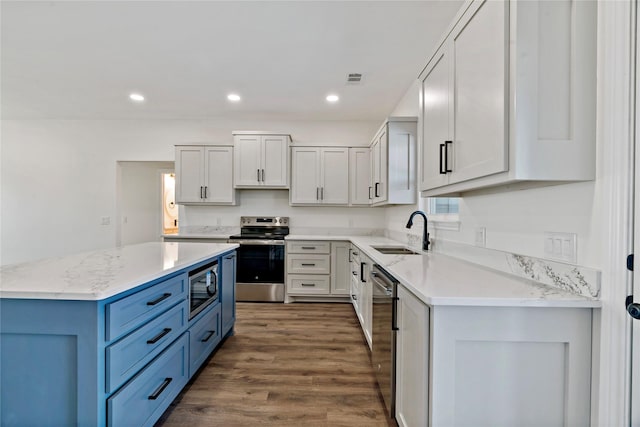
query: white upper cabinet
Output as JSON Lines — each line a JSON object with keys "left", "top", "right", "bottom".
{"left": 349, "top": 147, "right": 372, "bottom": 206}
{"left": 175, "top": 145, "right": 236, "bottom": 205}
{"left": 290, "top": 147, "right": 349, "bottom": 205}
{"left": 419, "top": 0, "right": 597, "bottom": 196}
{"left": 370, "top": 117, "right": 417, "bottom": 206}
{"left": 233, "top": 133, "right": 290, "bottom": 188}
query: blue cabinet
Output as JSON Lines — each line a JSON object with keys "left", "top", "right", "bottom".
{"left": 221, "top": 252, "right": 236, "bottom": 337}
{"left": 0, "top": 250, "right": 237, "bottom": 427}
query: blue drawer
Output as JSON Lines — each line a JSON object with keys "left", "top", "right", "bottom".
{"left": 189, "top": 302, "right": 221, "bottom": 377}
{"left": 106, "top": 273, "right": 187, "bottom": 341}
{"left": 106, "top": 300, "right": 188, "bottom": 393}
{"left": 107, "top": 333, "right": 189, "bottom": 427}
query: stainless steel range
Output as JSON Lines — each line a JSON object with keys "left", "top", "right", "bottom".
{"left": 228, "top": 216, "right": 289, "bottom": 302}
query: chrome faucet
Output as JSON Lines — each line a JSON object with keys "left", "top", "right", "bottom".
{"left": 406, "top": 210, "right": 430, "bottom": 251}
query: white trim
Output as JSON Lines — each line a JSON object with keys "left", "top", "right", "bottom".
{"left": 597, "top": 1, "right": 635, "bottom": 425}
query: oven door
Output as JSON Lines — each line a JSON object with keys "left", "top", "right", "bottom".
{"left": 231, "top": 239, "right": 285, "bottom": 302}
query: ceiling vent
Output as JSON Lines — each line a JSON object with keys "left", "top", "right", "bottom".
{"left": 346, "top": 73, "right": 363, "bottom": 85}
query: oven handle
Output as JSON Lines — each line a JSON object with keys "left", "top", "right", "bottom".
{"left": 229, "top": 239, "right": 285, "bottom": 246}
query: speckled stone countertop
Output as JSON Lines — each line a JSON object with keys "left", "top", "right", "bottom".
{"left": 0, "top": 242, "right": 238, "bottom": 300}
{"left": 287, "top": 235, "right": 600, "bottom": 308}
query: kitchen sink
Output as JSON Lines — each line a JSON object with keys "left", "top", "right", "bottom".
{"left": 372, "top": 246, "right": 420, "bottom": 255}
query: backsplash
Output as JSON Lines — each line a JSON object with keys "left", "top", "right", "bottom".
{"left": 387, "top": 229, "right": 601, "bottom": 299}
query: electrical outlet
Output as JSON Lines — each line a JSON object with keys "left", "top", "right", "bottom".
{"left": 544, "top": 232, "right": 577, "bottom": 263}
{"left": 475, "top": 227, "right": 486, "bottom": 247}
{"left": 101, "top": 216, "right": 111, "bottom": 226}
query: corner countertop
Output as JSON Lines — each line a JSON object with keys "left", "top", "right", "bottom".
{"left": 286, "top": 234, "right": 600, "bottom": 308}
{"left": 0, "top": 242, "right": 239, "bottom": 301}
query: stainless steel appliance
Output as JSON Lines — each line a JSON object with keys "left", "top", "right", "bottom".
{"left": 371, "top": 264, "right": 398, "bottom": 418}
{"left": 189, "top": 259, "right": 219, "bottom": 319}
{"left": 228, "top": 216, "right": 289, "bottom": 302}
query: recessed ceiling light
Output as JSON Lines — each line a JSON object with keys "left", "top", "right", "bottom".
{"left": 326, "top": 94, "right": 339, "bottom": 103}
{"left": 227, "top": 94, "right": 241, "bottom": 102}
{"left": 129, "top": 93, "right": 145, "bottom": 102}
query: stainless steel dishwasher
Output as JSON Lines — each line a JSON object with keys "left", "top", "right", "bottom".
{"left": 371, "top": 264, "right": 398, "bottom": 418}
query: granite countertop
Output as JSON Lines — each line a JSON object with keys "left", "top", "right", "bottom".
{"left": 0, "top": 242, "right": 239, "bottom": 301}
{"left": 288, "top": 235, "right": 601, "bottom": 308}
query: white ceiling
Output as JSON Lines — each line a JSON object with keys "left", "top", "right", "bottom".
{"left": 1, "top": 1, "right": 463, "bottom": 121}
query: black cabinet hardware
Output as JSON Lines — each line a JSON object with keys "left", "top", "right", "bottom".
{"left": 201, "top": 330, "right": 216, "bottom": 342}
{"left": 148, "top": 378, "right": 173, "bottom": 400}
{"left": 147, "top": 328, "right": 172, "bottom": 344}
{"left": 146, "top": 293, "right": 171, "bottom": 306}
{"left": 445, "top": 140, "right": 452, "bottom": 173}
{"left": 368, "top": 186, "right": 373, "bottom": 199}
{"left": 360, "top": 262, "right": 366, "bottom": 282}
{"left": 375, "top": 182, "right": 380, "bottom": 197}
{"left": 439, "top": 144, "right": 446, "bottom": 174}
{"left": 301, "top": 283, "right": 316, "bottom": 287}
{"left": 301, "top": 263, "right": 316, "bottom": 267}
{"left": 301, "top": 246, "right": 316, "bottom": 250}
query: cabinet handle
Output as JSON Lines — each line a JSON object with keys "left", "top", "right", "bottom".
{"left": 375, "top": 182, "right": 380, "bottom": 197}
{"left": 320, "top": 187, "right": 324, "bottom": 200}
{"left": 146, "top": 293, "right": 171, "bottom": 306}
{"left": 204, "top": 186, "right": 208, "bottom": 198}
{"left": 301, "top": 263, "right": 316, "bottom": 266}
{"left": 368, "top": 186, "right": 373, "bottom": 200}
{"left": 148, "top": 377, "right": 173, "bottom": 400}
{"left": 352, "top": 271, "right": 358, "bottom": 276}
{"left": 225, "top": 255, "right": 235, "bottom": 260}
{"left": 301, "top": 283, "right": 316, "bottom": 287}
{"left": 316, "top": 187, "right": 320, "bottom": 200}
{"left": 360, "top": 262, "right": 366, "bottom": 282}
{"left": 301, "top": 246, "right": 316, "bottom": 250}
{"left": 439, "top": 143, "right": 446, "bottom": 174}
{"left": 352, "top": 294, "right": 358, "bottom": 300}
{"left": 201, "top": 330, "right": 216, "bottom": 342}
{"left": 200, "top": 186, "right": 204, "bottom": 198}
{"left": 147, "top": 328, "right": 172, "bottom": 344}
{"left": 261, "top": 169, "right": 265, "bottom": 182}
{"left": 444, "top": 140, "right": 452, "bottom": 173}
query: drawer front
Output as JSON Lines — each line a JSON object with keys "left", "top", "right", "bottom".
{"left": 286, "top": 241, "right": 331, "bottom": 254}
{"left": 107, "top": 333, "right": 189, "bottom": 427}
{"left": 106, "top": 300, "right": 188, "bottom": 393}
{"left": 106, "top": 273, "right": 188, "bottom": 341}
{"left": 287, "top": 274, "right": 330, "bottom": 295}
{"left": 189, "top": 302, "right": 221, "bottom": 377}
{"left": 287, "top": 254, "right": 330, "bottom": 275}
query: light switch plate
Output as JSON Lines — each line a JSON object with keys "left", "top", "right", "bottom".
{"left": 475, "top": 227, "right": 486, "bottom": 247}
{"left": 544, "top": 232, "right": 577, "bottom": 263}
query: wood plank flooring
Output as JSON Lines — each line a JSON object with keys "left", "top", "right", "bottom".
{"left": 156, "top": 302, "right": 394, "bottom": 427}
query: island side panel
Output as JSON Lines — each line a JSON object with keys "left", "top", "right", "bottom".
{"left": 0, "top": 298, "right": 102, "bottom": 426}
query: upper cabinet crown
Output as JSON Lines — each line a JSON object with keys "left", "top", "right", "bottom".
{"left": 419, "top": 0, "right": 596, "bottom": 196}
{"left": 233, "top": 132, "right": 291, "bottom": 188}
{"left": 175, "top": 145, "right": 236, "bottom": 205}
{"left": 370, "top": 117, "right": 417, "bottom": 206}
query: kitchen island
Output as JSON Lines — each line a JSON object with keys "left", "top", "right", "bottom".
{"left": 0, "top": 241, "right": 238, "bottom": 427}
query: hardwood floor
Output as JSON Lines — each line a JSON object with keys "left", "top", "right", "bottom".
{"left": 156, "top": 302, "right": 394, "bottom": 427}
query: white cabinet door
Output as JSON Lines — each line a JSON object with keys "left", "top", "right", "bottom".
{"left": 330, "top": 242, "right": 350, "bottom": 295}
{"left": 320, "top": 148, "right": 349, "bottom": 205}
{"left": 349, "top": 148, "right": 371, "bottom": 205}
{"left": 175, "top": 146, "right": 204, "bottom": 204}
{"left": 203, "top": 146, "right": 235, "bottom": 204}
{"left": 371, "top": 129, "right": 388, "bottom": 204}
{"left": 360, "top": 254, "right": 373, "bottom": 349}
{"left": 421, "top": 46, "right": 451, "bottom": 191}
{"left": 234, "top": 135, "right": 262, "bottom": 186}
{"left": 449, "top": 0, "right": 507, "bottom": 184}
{"left": 395, "top": 285, "right": 429, "bottom": 427}
{"left": 290, "top": 147, "right": 321, "bottom": 204}
{"left": 262, "top": 135, "right": 289, "bottom": 187}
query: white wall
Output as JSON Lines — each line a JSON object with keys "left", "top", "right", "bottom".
{"left": 1, "top": 118, "right": 379, "bottom": 265}
{"left": 385, "top": 80, "right": 603, "bottom": 269}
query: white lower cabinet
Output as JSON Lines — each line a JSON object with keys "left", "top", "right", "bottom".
{"left": 395, "top": 284, "right": 594, "bottom": 426}
{"left": 395, "top": 285, "right": 429, "bottom": 427}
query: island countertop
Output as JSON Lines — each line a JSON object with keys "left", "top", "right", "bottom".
{"left": 0, "top": 241, "right": 239, "bottom": 301}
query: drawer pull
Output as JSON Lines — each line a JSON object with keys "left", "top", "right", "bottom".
{"left": 225, "top": 255, "right": 235, "bottom": 260}
{"left": 301, "top": 283, "right": 316, "bottom": 287}
{"left": 301, "top": 246, "right": 316, "bottom": 250}
{"left": 201, "top": 330, "right": 216, "bottom": 342}
{"left": 148, "top": 377, "right": 173, "bottom": 400}
{"left": 147, "top": 328, "right": 172, "bottom": 344}
{"left": 301, "top": 263, "right": 316, "bottom": 267}
{"left": 352, "top": 271, "right": 358, "bottom": 276}
{"left": 146, "top": 293, "right": 171, "bottom": 306}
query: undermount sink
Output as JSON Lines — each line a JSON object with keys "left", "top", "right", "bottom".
{"left": 372, "top": 246, "right": 420, "bottom": 255}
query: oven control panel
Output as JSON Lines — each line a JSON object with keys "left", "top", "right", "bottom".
{"left": 240, "top": 216, "right": 289, "bottom": 226}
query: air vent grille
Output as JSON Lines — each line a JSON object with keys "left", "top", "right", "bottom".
{"left": 346, "top": 73, "right": 363, "bottom": 85}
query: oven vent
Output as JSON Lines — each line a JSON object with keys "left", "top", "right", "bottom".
{"left": 346, "top": 73, "right": 363, "bottom": 85}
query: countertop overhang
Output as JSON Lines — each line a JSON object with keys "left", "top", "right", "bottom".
{"left": 0, "top": 242, "right": 239, "bottom": 301}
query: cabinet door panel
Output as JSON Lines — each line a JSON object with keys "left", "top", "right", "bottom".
{"left": 377, "top": 130, "right": 388, "bottom": 202}
{"left": 204, "top": 146, "right": 234, "bottom": 203}
{"left": 349, "top": 148, "right": 371, "bottom": 205}
{"left": 220, "top": 252, "right": 236, "bottom": 336}
{"left": 450, "top": 0, "right": 508, "bottom": 184}
{"left": 234, "top": 136, "right": 261, "bottom": 186}
{"left": 321, "top": 148, "right": 349, "bottom": 205}
{"left": 175, "top": 147, "right": 204, "bottom": 203}
{"left": 420, "top": 49, "right": 451, "bottom": 191}
{"left": 262, "top": 135, "right": 288, "bottom": 187}
{"left": 330, "top": 242, "right": 350, "bottom": 295}
{"left": 291, "top": 147, "right": 320, "bottom": 204}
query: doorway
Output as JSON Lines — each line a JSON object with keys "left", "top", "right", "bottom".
{"left": 116, "top": 161, "right": 175, "bottom": 246}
